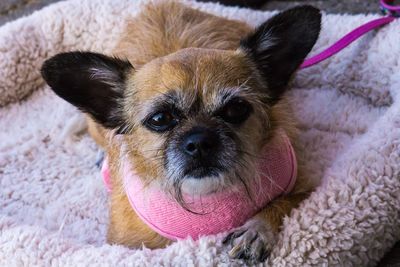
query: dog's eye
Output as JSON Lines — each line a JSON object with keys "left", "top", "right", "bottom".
{"left": 219, "top": 99, "right": 252, "bottom": 124}
{"left": 145, "top": 111, "right": 177, "bottom": 132}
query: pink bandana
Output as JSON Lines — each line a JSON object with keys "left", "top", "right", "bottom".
{"left": 102, "top": 130, "right": 297, "bottom": 240}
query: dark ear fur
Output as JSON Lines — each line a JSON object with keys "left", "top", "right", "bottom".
{"left": 240, "top": 5, "right": 321, "bottom": 101}
{"left": 41, "top": 51, "right": 133, "bottom": 129}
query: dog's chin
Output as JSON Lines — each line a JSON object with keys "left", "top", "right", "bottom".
{"left": 181, "top": 173, "right": 229, "bottom": 196}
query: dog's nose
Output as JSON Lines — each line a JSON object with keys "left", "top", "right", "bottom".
{"left": 182, "top": 128, "right": 219, "bottom": 157}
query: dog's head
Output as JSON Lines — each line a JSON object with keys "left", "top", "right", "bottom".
{"left": 41, "top": 6, "right": 321, "bottom": 202}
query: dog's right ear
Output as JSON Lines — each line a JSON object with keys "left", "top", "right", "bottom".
{"left": 41, "top": 52, "right": 133, "bottom": 130}
{"left": 240, "top": 6, "right": 321, "bottom": 102}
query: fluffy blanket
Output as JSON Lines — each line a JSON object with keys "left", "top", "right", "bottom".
{"left": 1, "top": 0, "right": 399, "bottom": 266}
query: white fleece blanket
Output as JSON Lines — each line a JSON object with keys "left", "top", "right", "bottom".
{"left": 1, "top": 0, "right": 399, "bottom": 266}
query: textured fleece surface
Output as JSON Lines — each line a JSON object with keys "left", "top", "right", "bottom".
{"left": 0, "top": 0, "right": 399, "bottom": 266}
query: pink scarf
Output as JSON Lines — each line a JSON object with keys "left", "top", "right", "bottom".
{"left": 102, "top": 130, "right": 297, "bottom": 240}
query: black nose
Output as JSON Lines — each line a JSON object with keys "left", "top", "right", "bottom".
{"left": 182, "top": 128, "right": 219, "bottom": 157}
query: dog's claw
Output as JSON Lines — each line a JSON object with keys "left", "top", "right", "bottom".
{"left": 223, "top": 230, "right": 245, "bottom": 244}
{"left": 259, "top": 249, "right": 270, "bottom": 262}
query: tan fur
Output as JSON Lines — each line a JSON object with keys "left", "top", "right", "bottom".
{"left": 87, "top": 118, "right": 108, "bottom": 149}
{"left": 106, "top": 139, "right": 171, "bottom": 248}
{"left": 113, "top": 1, "right": 252, "bottom": 66}
{"left": 89, "top": 1, "right": 310, "bottom": 250}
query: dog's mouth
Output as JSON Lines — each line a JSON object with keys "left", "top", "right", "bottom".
{"left": 183, "top": 163, "right": 226, "bottom": 179}
{"left": 176, "top": 162, "right": 234, "bottom": 196}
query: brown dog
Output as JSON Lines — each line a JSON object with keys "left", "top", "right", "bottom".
{"left": 41, "top": 1, "right": 321, "bottom": 263}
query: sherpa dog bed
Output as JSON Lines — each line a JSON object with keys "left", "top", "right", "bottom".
{"left": 0, "top": 0, "right": 399, "bottom": 266}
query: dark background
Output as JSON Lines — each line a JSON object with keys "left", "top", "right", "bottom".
{"left": 1, "top": 0, "right": 397, "bottom": 266}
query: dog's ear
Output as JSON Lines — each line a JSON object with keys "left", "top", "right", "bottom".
{"left": 240, "top": 5, "right": 321, "bottom": 102}
{"left": 41, "top": 51, "right": 133, "bottom": 129}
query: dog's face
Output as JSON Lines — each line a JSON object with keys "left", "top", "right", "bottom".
{"left": 41, "top": 6, "right": 321, "bottom": 201}
{"left": 126, "top": 48, "right": 269, "bottom": 197}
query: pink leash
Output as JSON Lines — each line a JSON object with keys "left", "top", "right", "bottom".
{"left": 300, "top": 0, "right": 399, "bottom": 69}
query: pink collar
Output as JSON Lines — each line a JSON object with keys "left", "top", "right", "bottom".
{"left": 102, "top": 131, "right": 297, "bottom": 240}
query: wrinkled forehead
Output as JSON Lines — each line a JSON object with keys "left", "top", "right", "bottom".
{"left": 130, "top": 48, "right": 259, "bottom": 118}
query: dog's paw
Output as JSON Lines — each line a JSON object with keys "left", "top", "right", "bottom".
{"left": 223, "top": 217, "right": 277, "bottom": 263}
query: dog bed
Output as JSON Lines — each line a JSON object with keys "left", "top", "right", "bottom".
{"left": 0, "top": 0, "right": 399, "bottom": 266}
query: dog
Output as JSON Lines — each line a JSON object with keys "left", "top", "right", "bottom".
{"left": 41, "top": 1, "right": 321, "bottom": 263}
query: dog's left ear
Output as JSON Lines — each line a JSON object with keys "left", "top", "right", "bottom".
{"left": 240, "top": 5, "right": 321, "bottom": 101}
{"left": 41, "top": 52, "right": 133, "bottom": 130}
